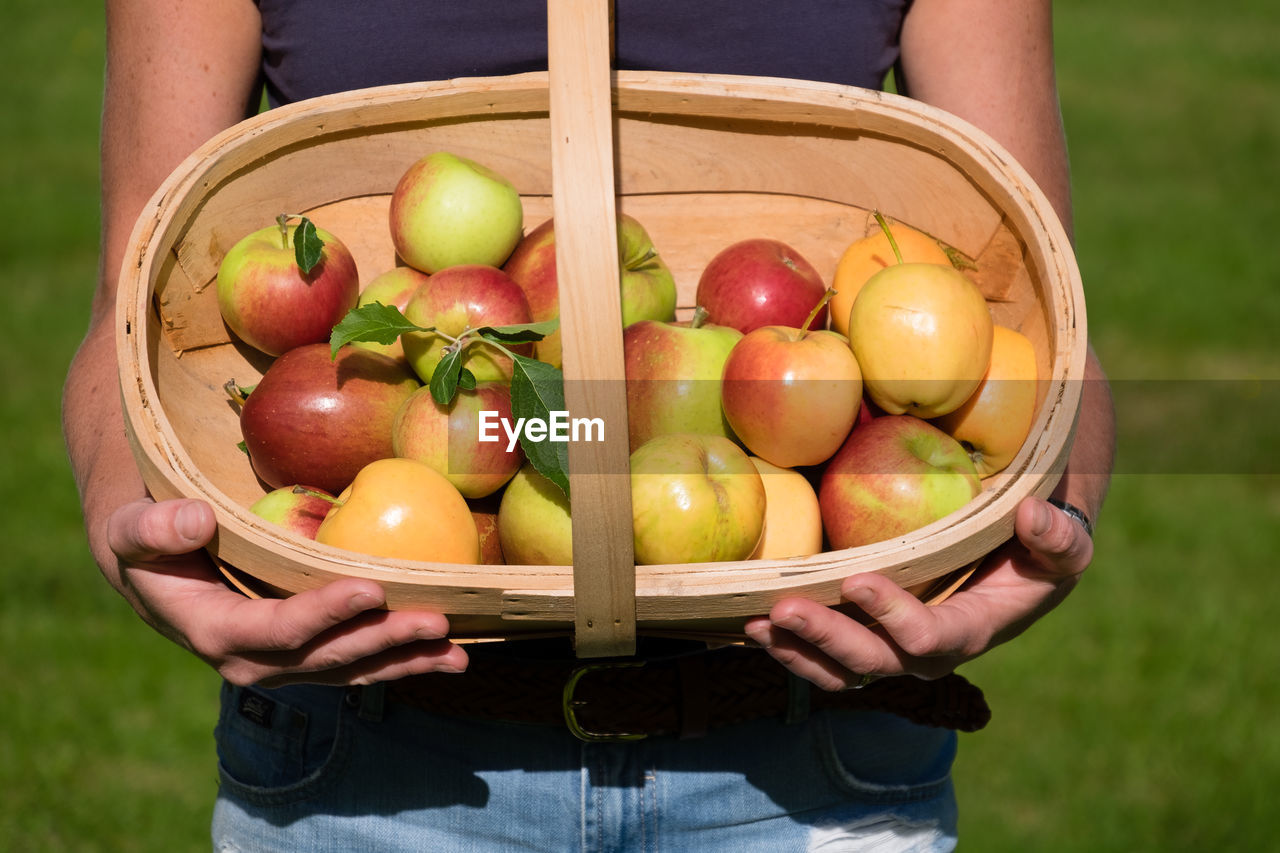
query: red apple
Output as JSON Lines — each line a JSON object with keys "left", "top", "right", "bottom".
{"left": 502, "top": 213, "right": 677, "bottom": 367}
{"left": 695, "top": 238, "right": 827, "bottom": 335}
{"left": 391, "top": 381, "right": 524, "bottom": 499}
{"left": 248, "top": 485, "right": 335, "bottom": 540}
{"left": 401, "top": 264, "right": 533, "bottom": 384}
{"left": 623, "top": 313, "right": 742, "bottom": 451}
{"left": 721, "top": 314, "right": 862, "bottom": 469}
{"left": 236, "top": 343, "right": 420, "bottom": 495}
{"left": 216, "top": 218, "right": 360, "bottom": 357}
{"left": 819, "top": 414, "right": 982, "bottom": 550}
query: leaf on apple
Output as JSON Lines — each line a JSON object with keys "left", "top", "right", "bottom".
{"left": 510, "top": 355, "right": 570, "bottom": 498}
{"left": 475, "top": 317, "right": 560, "bottom": 345}
{"left": 428, "top": 346, "right": 477, "bottom": 405}
{"left": 328, "top": 302, "right": 424, "bottom": 359}
{"left": 294, "top": 217, "right": 325, "bottom": 274}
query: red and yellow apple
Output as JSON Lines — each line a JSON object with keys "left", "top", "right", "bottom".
{"left": 720, "top": 314, "right": 862, "bottom": 468}
{"left": 819, "top": 414, "right": 982, "bottom": 549}
{"left": 216, "top": 219, "right": 359, "bottom": 357}
{"left": 623, "top": 314, "right": 742, "bottom": 451}
{"left": 352, "top": 266, "right": 430, "bottom": 361}
{"left": 400, "top": 264, "right": 532, "bottom": 384}
{"left": 391, "top": 381, "right": 524, "bottom": 499}
{"left": 248, "top": 485, "right": 335, "bottom": 540}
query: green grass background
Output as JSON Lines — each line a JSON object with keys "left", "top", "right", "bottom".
{"left": 3, "top": 0, "right": 1277, "bottom": 849}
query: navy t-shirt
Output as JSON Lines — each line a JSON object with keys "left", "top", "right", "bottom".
{"left": 255, "top": 0, "right": 912, "bottom": 107}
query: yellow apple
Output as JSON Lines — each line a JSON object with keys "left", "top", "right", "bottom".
{"left": 315, "top": 457, "right": 479, "bottom": 564}
{"left": 829, "top": 218, "right": 952, "bottom": 337}
{"left": 748, "top": 457, "right": 822, "bottom": 560}
{"left": 848, "top": 262, "right": 993, "bottom": 419}
{"left": 630, "top": 433, "right": 766, "bottom": 565}
{"left": 497, "top": 463, "right": 573, "bottom": 566}
{"left": 932, "top": 324, "right": 1038, "bottom": 477}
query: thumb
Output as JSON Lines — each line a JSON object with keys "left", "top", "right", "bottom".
{"left": 107, "top": 498, "right": 217, "bottom": 564}
{"left": 1014, "top": 496, "right": 1093, "bottom": 578}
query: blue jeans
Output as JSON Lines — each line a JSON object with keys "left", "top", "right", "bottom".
{"left": 211, "top": 680, "right": 959, "bottom": 852}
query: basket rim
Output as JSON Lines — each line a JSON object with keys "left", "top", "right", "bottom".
{"left": 116, "top": 70, "right": 1086, "bottom": 618}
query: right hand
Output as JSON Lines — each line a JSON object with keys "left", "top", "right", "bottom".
{"left": 104, "top": 496, "right": 469, "bottom": 688}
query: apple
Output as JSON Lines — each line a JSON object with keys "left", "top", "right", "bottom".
{"left": 748, "top": 457, "right": 823, "bottom": 560}
{"left": 848, "top": 262, "right": 994, "bottom": 419}
{"left": 236, "top": 343, "right": 420, "bottom": 495}
{"left": 720, "top": 295, "right": 862, "bottom": 468}
{"left": 497, "top": 463, "right": 573, "bottom": 565}
{"left": 630, "top": 433, "right": 766, "bottom": 564}
{"left": 932, "top": 324, "right": 1039, "bottom": 478}
{"left": 694, "top": 238, "right": 827, "bottom": 335}
{"left": 502, "top": 213, "right": 677, "bottom": 367}
{"left": 469, "top": 494, "right": 506, "bottom": 565}
{"left": 819, "top": 414, "right": 982, "bottom": 550}
{"left": 829, "top": 217, "right": 952, "bottom": 337}
{"left": 391, "top": 381, "right": 524, "bottom": 499}
{"left": 216, "top": 218, "right": 359, "bottom": 356}
{"left": 315, "top": 457, "right": 480, "bottom": 564}
{"left": 388, "top": 151, "right": 524, "bottom": 274}
{"left": 351, "top": 266, "right": 430, "bottom": 361}
{"left": 248, "top": 485, "right": 335, "bottom": 540}
{"left": 400, "top": 264, "right": 533, "bottom": 385}
{"left": 623, "top": 312, "right": 743, "bottom": 451}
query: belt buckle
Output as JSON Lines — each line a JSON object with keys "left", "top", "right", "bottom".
{"left": 561, "top": 661, "right": 648, "bottom": 742}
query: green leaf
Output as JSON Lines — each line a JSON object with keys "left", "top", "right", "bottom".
{"left": 475, "top": 317, "right": 559, "bottom": 345}
{"left": 294, "top": 217, "right": 324, "bottom": 274}
{"left": 329, "top": 302, "right": 427, "bottom": 359}
{"left": 429, "top": 346, "right": 466, "bottom": 405}
{"left": 457, "top": 367, "right": 477, "bottom": 391}
{"left": 509, "top": 354, "right": 570, "bottom": 498}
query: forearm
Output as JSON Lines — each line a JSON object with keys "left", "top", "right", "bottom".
{"left": 1051, "top": 345, "right": 1115, "bottom": 526}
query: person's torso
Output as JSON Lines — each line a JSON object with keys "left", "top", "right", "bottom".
{"left": 255, "top": 0, "right": 912, "bottom": 107}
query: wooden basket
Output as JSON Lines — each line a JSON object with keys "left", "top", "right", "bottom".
{"left": 117, "top": 20, "right": 1085, "bottom": 656}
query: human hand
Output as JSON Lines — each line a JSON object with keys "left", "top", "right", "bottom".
{"left": 742, "top": 495, "right": 1093, "bottom": 691}
{"left": 103, "top": 497, "right": 469, "bottom": 688}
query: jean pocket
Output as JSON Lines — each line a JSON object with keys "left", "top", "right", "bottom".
{"left": 214, "top": 682, "right": 352, "bottom": 806}
{"left": 813, "top": 710, "right": 957, "bottom": 804}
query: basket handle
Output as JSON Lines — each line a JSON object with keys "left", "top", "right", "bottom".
{"left": 547, "top": 0, "right": 637, "bottom": 657}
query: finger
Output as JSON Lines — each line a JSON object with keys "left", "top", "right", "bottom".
{"left": 745, "top": 599, "right": 898, "bottom": 691}
{"left": 1015, "top": 497, "right": 1094, "bottom": 578}
{"left": 257, "top": 638, "right": 471, "bottom": 689}
{"left": 842, "top": 573, "right": 987, "bottom": 665}
{"left": 107, "top": 498, "right": 216, "bottom": 564}
{"left": 213, "top": 578, "right": 404, "bottom": 656}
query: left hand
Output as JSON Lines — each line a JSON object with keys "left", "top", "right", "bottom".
{"left": 742, "top": 495, "right": 1093, "bottom": 691}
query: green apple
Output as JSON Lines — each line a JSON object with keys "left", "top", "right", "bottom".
{"left": 622, "top": 312, "right": 743, "bottom": 451}
{"left": 351, "top": 266, "right": 430, "bottom": 361}
{"left": 497, "top": 463, "right": 573, "bottom": 565}
{"left": 629, "top": 433, "right": 766, "bottom": 564}
{"left": 388, "top": 151, "right": 524, "bottom": 273}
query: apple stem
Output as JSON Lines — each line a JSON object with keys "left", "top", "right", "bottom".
{"left": 223, "top": 378, "right": 250, "bottom": 411}
{"left": 275, "top": 213, "right": 292, "bottom": 249}
{"left": 292, "top": 485, "right": 342, "bottom": 506}
{"left": 801, "top": 288, "right": 835, "bottom": 332}
{"left": 872, "top": 210, "right": 904, "bottom": 265}
{"left": 690, "top": 305, "right": 710, "bottom": 329}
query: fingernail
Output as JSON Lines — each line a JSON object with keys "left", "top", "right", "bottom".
{"left": 774, "top": 613, "right": 805, "bottom": 631}
{"left": 846, "top": 585, "right": 876, "bottom": 609}
{"left": 742, "top": 622, "right": 772, "bottom": 648}
{"left": 175, "top": 502, "right": 204, "bottom": 542}
{"left": 1031, "top": 501, "right": 1053, "bottom": 536}
{"left": 347, "top": 591, "right": 382, "bottom": 613}
{"left": 415, "top": 625, "right": 445, "bottom": 641}
{"left": 433, "top": 662, "right": 465, "bottom": 674}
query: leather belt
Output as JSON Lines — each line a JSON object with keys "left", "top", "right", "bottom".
{"left": 386, "top": 644, "right": 990, "bottom": 740}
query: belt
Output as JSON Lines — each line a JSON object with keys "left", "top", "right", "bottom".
{"left": 386, "top": 644, "right": 990, "bottom": 740}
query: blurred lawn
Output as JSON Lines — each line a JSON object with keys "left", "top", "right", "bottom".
{"left": 2, "top": 0, "right": 1276, "bottom": 851}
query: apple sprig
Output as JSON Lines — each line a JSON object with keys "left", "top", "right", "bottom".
{"left": 275, "top": 213, "right": 325, "bottom": 274}
{"left": 329, "top": 303, "right": 571, "bottom": 496}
